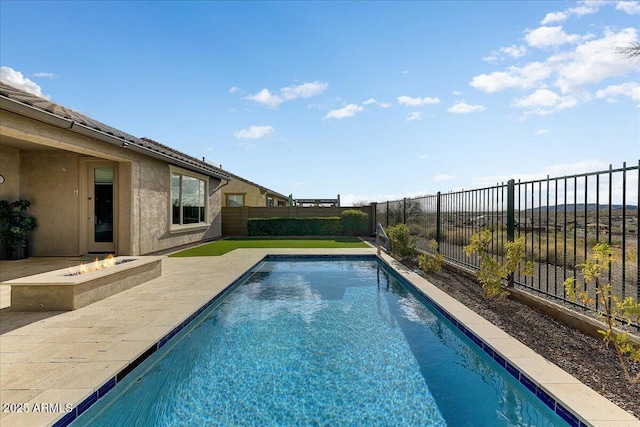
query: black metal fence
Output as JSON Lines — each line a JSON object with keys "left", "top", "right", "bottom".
{"left": 374, "top": 161, "right": 639, "bottom": 328}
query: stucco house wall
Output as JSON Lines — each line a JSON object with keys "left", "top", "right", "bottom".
{"left": 221, "top": 172, "right": 288, "bottom": 208}
{"left": 0, "top": 145, "right": 20, "bottom": 200}
{"left": 0, "top": 83, "right": 228, "bottom": 257}
{"left": 19, "top": 150, "right": 82, "bottom": 255}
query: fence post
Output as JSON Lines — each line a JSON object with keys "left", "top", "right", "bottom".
{"left": 436, "top": 192, "right": 441, "bottom": 248}
{"left": 507, "top": 179, "right": 515, "bottom": 242}
{"left": 371, "top": 202, "right": 377, "bottom": 236}
{"left": 386, "top": 201, "right": 389, "bottom": 227}
{"left": 403, "top": 198, "right": 407, "bottom": 224}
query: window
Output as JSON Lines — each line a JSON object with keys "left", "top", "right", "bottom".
{"left": 267, "top": 197, "right": 274, "bottom": 207}
{"left": 226, "top": 194, "right": 244, "bottom": 207}
{"left": 171, "top": 170, "right": 207, "bottom": 226}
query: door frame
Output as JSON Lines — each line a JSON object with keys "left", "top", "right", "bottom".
{"left": 79, "top": 159, "right": 118, "bottom": 255}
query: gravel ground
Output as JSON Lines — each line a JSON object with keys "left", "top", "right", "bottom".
{"left": 398, "top": 256, "right": 640, "bottom": 419}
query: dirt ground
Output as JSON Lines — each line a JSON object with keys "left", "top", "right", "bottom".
{"left": 397, "top": 255, "right": 640, "bottom": 419}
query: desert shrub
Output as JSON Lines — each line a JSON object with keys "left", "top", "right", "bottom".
{"left": 387, "top": 223, "right": 416, "bottom": 258}
{"left": 418, "top": 240, "right": 443, "bottom": 273}
{"left": 464, "top": 230, "right": 533, "bottom": 299}
{"left": 564, "top": 243, "right": 640, "bottom": 384}
{"left": 407, "top": 222, "right": 424, "bottom": 237}
{"left": 446, "top": 229, "right": 470, "bottom": 246}
{"left": 423, "top": 226, "right": 438, "bottom": 241}
{"left": 341, "top": 209, "right": 368, "bottom": 236}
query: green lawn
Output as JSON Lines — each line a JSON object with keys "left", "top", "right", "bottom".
{"left": 168, "top": 237, "right": 369, "bottom": 257}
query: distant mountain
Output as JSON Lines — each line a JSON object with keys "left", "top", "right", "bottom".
{"left": 529, "top": 204, "right": 638, "bottom": 212}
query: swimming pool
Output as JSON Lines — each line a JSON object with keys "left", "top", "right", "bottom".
{"left": 71, "top": 256, "right": 568, "bottom": 426}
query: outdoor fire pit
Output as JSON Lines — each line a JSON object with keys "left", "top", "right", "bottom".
{"left": 3, "top": 256, "right": 162, "bottom": 311}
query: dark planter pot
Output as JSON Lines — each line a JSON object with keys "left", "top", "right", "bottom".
{"left": 5, "top": 245, "right": 28, "bottom": 260}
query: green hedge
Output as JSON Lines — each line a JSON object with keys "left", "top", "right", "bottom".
{"left": 341, "top": 209, "right": 368, "bottom": 236}
{"left": 248, "top": 217, "right": 342, "bottom": 236}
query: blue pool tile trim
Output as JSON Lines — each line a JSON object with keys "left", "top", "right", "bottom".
{"left": 54, "top": 254, "right": 586, "bottom": 427}
{"left": 53, "top": 410, "right": 76, "bottom": 427}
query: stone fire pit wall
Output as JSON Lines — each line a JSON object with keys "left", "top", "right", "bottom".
{"left": 4, "top": 257, "right": 162, "bottom": 311}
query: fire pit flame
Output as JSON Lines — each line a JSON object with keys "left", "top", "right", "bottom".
{"left": 68, "top": 254, "right": 117, "bottom": 276}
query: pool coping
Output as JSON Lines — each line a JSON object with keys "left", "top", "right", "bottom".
{"left": 1, "top": 248, "right": 637, "bottom": 426}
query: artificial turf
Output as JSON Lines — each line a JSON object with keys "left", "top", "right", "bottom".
{"left": 168, "top": 237, "right": 369, "bottom": 257}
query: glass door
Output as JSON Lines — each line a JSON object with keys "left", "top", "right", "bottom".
{"left": 88, "top": 163, "right": 115, "bottom": 253}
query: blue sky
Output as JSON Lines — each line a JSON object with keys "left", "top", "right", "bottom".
{"left": 1, "top": 0, "right": 639, "bottom": 205}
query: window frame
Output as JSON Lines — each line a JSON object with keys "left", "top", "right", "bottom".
{"left": 226, "top": 193, "right": 245, "bottom": 207}
{"left": 170, "top": 166, "right": 209, "bottom": 231}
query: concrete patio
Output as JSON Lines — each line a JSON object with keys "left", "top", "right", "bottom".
{"left": 1, "top": 249, "right": 638, "bottom": 426}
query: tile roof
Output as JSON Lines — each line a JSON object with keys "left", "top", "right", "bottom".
{"left": 221, "top": 169, "right": 289, "bottom": 200}
{"left": 0, "top": 82, "right": 230, "bottom": 180}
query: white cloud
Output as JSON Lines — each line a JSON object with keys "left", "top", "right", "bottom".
{"left": 325, "top": 104, "right": 363, "bottom": 119}
{"left": 525, "top": 26, "right": 581, "bottom": 48}
{"left": 397, "top": 95, "right": 440, "bottom": 106}
{"left": 340, "top": 194, "right": 371, "bottom": 206}
{"left": 470, "top": 61, "right": 553, "bottom": 93}
{"left": 484, "top": 45, "right": 528, "bottom": 62}
{"left": 535, "top": 129, "right": 550, "bottom": 135}
{"left": 541, "top": 1, "right": 603, "bottom": 24}
{"left": 541, "top": 11, "right": 568, "bottom": 25}
{"left": 419, "top": 154, "right": 428, "bottom": 159}
{"left": 472, "top": 159, "right": 608, "bottom": 187}
{"left": 553, "top": 27, "right": 640, "bottom": 94}
{"left": 569, "top": 1, "right": 604, "bottom": 17}
{"left": 32, "top": 72, "right": 56, "bottom": 79}
{"left": 512, "top": 89, "right": 578, "bottom": 115}
{"left": 617, "top": 1, "right": 640, "bottom": 14}
{"left": 234, "top": 125, "right": 275, "bottom": 139}
{"left": 405, "top": 112, "right": 423, "bottom": 122}
{"left": 363, "top": 98, "right": 392, "bottom": 108}
{"left": 245, "top": 88, "right": 283, "bottom": 108}
{"left": 452, "top": 90, "right": 462, "bottom": 96}
{"left": 357, "top": 190, "right": 434, "bottom": 204}
{"left": 229, "top": 86, "right": 239, "bottom": 94}
{"left": 471, "top": 25, "right": 640, "bottom": 116}
{"left": 447, "top": 101, "right": 486, "bottom": 114}
{"left": 595, "top": 81, "right": 640, "bottom": 105}
{"left": 474, "top": 2, "right": 640, "bottom": 115}
{"left": 0, "top": 66, "right": 49, "bottom": 99}
{"left": 501, "top": 44, "right": 528, "bottom": 58}
{"left": 245, "top": 81, "right": 328, "bottom": 108}
{"left": 434, "top": 174, "right": 458, "bottom": 182}
{"left": 281, "top": 81, "right": 328, "bottom": 100}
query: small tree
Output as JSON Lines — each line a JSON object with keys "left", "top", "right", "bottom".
{"left": 464, "top": 230, "right": 533, "bottom": 299}
{"left": 387, "top": 223, "right": 416, "bottom": 258}
{"left": 564, "top": 243, "right": 640, "bottom": 384}
{"left": 418, "top": 239, "right": 443, "bottom": 273}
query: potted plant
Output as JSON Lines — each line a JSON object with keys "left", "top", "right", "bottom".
{"left": 0, "top": 199, "right": 37, "bottom": 260}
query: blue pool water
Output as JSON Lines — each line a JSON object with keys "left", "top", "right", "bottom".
{"left": 72, "top": 257, "right": 567, "bottom": 426}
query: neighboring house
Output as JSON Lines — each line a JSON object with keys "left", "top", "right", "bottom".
{"left": 220, "top": 170, "right": 289, "bottom": 208}
{"left": 587, "top": 222, "right": 609, "bottom": 234}
{"left": 0, "top": 82, "right": 231, "bottom": 257}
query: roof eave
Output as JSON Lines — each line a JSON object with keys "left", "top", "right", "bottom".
{"left": 0, "top": 95, "right": 231, "bottom": 181}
